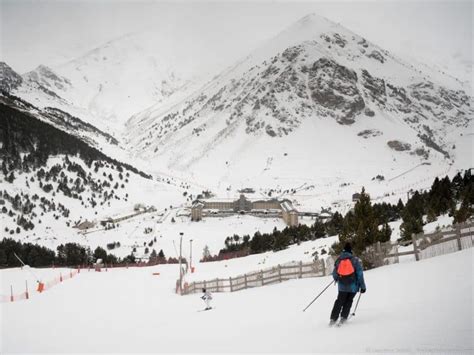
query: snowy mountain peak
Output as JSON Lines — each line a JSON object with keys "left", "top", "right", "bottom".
{"left": 125, "top": 14, "right": 472, "bottom": 186}
{"left": 23, "top": 64, "right": 72, "bottom": 92}
{"left": 283, "top": 12, "right": 342, "bottom": 33}
{"left": 251, "top": 13, "right": 364, "bottom": 62}
{"left": 12, "top": 30, "right": 214, "bottom": 130}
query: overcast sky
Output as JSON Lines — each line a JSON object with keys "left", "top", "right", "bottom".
{"left": 0, "top": 0, "right": 472, "bottom": 79}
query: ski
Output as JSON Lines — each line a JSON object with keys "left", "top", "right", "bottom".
{"left": 336, "top": 319, "right": 347, "bottom": 327}
{"left": 197, "top": 307, "right": 213, "bottom": 312}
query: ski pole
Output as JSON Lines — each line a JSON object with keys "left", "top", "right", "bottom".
{"left": 351, "top": 292, "right": 362, "bottom": 317}
{"left": 302, "top": 279, "right": 335, "bottom": 312}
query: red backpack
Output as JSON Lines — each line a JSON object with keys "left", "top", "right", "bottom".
{"left": 336, "top": 258, "right": 355, "bottom": 284}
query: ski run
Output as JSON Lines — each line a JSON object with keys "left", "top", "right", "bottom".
{"left": 1, "top": 246, "right": 472, "bottom": 353}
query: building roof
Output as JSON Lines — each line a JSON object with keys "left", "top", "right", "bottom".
{"left": 281, "top": 201, "right": 297, "bottom": 212}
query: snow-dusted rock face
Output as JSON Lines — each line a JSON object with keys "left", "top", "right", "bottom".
{"left": 125, "top": 14, "right": 471, "bottom": 176}
{"left": 0, "top": 62, "right": 23, "bottom": 92}
{"left": 308, "top": 57, "right": 365, "bottom": 125}
{"left": 24, "top": 65, "right": 72, "bottom": 92}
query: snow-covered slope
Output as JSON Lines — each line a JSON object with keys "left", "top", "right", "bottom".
{"left": 125, "top": 14, "right": 472, "bottom": 192}
{"left": 0, "top": 94, "right": 192, "bottom": 254}
{"left": 2, "top": 247, "right": 472, "bottom": 353}
{"left": 8, "top": 28, "right": 237, "bottom": 134}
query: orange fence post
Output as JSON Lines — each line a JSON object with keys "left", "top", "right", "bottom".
{"left": 37, "top": 282, "right": 45, "bottom": 293}
{"left": 25, "top": 280, "right": 29, "bottom": 300}
{"left": 60, "top": 273, "right": 63, "bottom": 282}
{"left": 10, "top": 285, "right": 14, "bottom": 302}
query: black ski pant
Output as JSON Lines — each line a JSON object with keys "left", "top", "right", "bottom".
{"left": 330, "top": 291, "right": 356, "bottom": 321}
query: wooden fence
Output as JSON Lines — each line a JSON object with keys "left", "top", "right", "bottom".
{"left": 181, "top": 258, "right": 334, "bottom": 295}
{"left": 365, "top": 220, "right": 474, "bottom": 267}
{"left": 180, "top": 220, "right": 473, "bottom": 295}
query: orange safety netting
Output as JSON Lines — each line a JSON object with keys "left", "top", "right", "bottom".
{"left": 1, "top": 269, "right": 80, "bottom": 303}
{"left": 0, "top": 289, "right": 29, "bottom": 303}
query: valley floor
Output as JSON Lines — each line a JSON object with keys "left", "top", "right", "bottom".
{"left": 1, "top": 248, "right": 472, "bottom": 354}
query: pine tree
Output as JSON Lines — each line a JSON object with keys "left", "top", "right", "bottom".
{"left": 452, "top": 172, "right": 464, "bottom": 200}
{"left": 326, "top": 211, "right": 343, "bottom": 236}
{"left": 93, "top": 246, "right": 107, "bottom": 262}
{"left": 400, "top": 196, "right": 424, "bottom": 242}
{"left": 428, "top": 176, "right": 454, "bottom": 216}
{"left": 378, "top": 223, "right": 392, "bottom": 243}
{"left": 338, "top": 188, "right": 382, "bottom": 255}
{"left": 0, "top": 248, "right": 7, "bottom": 265}
{"left": 312, "top": 220, "right": 326, "bottom": 239}
{"left": 453, "top": 181, "right": 473, "bottom": 223}
{"left": 273, "top": 232, "right": 291, "bottom": 251}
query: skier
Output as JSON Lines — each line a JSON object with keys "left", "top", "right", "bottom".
{"left": 329, "top": 242, "right": 366, "bottom": 326}
{"left": 201, "top": 288, "right": 213, "bottom": 310}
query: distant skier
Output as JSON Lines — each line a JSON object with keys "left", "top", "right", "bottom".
{"left": 329, "top": 242, "right": 366, "bottom": 326}
{"left": 201, "top": 288, "right": 213, "bottom": 310}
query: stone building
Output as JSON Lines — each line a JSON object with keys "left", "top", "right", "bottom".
{"left": 280, "top": 201, "right": 299, "bottom": 226}
{"left": 191, "top": 194, "right": 299, "bottom": 226}
{"left": 191, "top": 202, "right": 204, "bottom": 221}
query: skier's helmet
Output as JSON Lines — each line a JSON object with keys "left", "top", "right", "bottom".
{"left": 343, "top": 242, "right": 352, "bottom": 253}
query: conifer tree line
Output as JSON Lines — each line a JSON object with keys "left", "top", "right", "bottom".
{"left": 398, "top": 169, "right": 473, "bottom": 240}
{"left": 0, "top": 238, "right": 136, "bottom": 268}
{"left": 214, "top": 169, "right": 473, "bottom": 261}
{"left": 0, "top": 238, "right": 186, "bottom": 268}
{"left": 0, "top": 100, "right": 151, "bottom": 180}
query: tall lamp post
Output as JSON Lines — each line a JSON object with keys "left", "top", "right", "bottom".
{"left": 189, "top": 239, "right": 193, "bottom": 273}
{"left": 179, "top": 232, "right": 183, "bottom": 293}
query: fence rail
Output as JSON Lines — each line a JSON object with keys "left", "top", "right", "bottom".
{"left": 181, "top": 220, "right": 474, "bottom": 295}
{"left": 367, "top": 220, "right": 474, "bottom": 266}
{"left": 181, "top": 258, "right": 334, "bottom": 295}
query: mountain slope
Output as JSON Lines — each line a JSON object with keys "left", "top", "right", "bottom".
{"left": 0, "top": 92, "right": 188, "bottom": 248}
{"left": 8, "top": 28, "right": 238, "bottom": 134}
{"left": 125, "top": 14, "right": 472, "bottom": 189}
{"left": 0, "top": 92, "right": 118, "bottom": 149}
{"left": 0, "top": 62, "right": 23, "bottom": 92}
